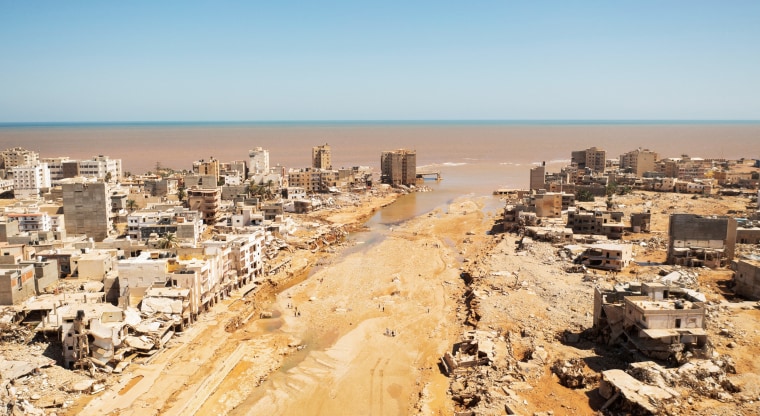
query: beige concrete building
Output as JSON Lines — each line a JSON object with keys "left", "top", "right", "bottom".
{"left": 312, "top": 143, "right": 332, "bottom": 170}
{"left": 619, "top": 148, "right": 659, "bottom": 177}
{"left": 187, "top": 188, "right": 222, "bottom": 224}
{"left": 532, "top": 192, "right": 563, "bottom": 218}
{"left": 287, "top": 168, "right": 338, "bottom": 193}
{"left": 75, "top": 250, "right": 117, "bottom": 281}
{"left": 567, "top": 209, "right": 625, "bottom": 239}
{"left": 578, "top": 244, "right": 632, "bottom": 271}
{"left": 656, "top": 156, "right": 711, "bottom": 180}
{"left": 571, "top": 147, "right": 606, "bottom": 173}
{"left": 192, "top": 158, "right": 220, "bottom": 184}
{"left": 62, "top": 179, "right": 111, "bottom": 242}
{"left": 0, "top": 263, "right": 36, "bottom": 305}
{"left": 381, "top": 149, "right": 416, "bottom": 186}
{"left": 1, "top": 147, "right": 39, "bottom": 169}
{"left": 529, "top": 163, "right": 546, "bottom": 190}
{"left": 732, "top": 259, "right": 760, "bottom": 300}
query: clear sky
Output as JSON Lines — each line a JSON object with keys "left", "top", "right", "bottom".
{"left": 1, "top": 1, "right": 759, "bottom": 122}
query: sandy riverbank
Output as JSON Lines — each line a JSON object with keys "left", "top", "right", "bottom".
{"left": 74, "top": 189, "right": 499, "bottom": 415}
{"left": 66, "top": 189, "right": 760, "bottom": 416}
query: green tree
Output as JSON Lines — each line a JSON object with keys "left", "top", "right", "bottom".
{"left": 576, "top": 189, "right": 594, "bottom": 202}
{"left": 126, "top": 199, "right": 137, "bottom": 212}
{"left": 158, "top": 232, "right": 179, "bottom": 249}
{"left": 605, "top": 182, "right": 618, "bottom": 197}
{"left": 177, "top": 186, "right": 186, "bottom": 201}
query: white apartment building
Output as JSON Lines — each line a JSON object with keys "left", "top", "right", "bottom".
{"left": 43, "top": 155, "right": 122, "bottom": 182}
{"left": 127, "top": 207, "right": 203, "bottom": 244}
{"left": 7, "top": 211, "right": 51, "bottom": 232}
{"left": 12, "top": 163, "right": 51, "bottom": 198}
{"left": 0, "top": 179, "right": 13, "bottom": 195}
{"left": 248, "top": 147, "right": 270, "bottom": 176}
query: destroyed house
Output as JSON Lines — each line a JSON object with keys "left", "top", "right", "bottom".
{"left": 524, "top": 226, "right": 573, "bottom": 243}
{"left": 567, "top": 209, "right": 625, "bottom": 239}
{"left": 667, "top": 214, "right": 737, "bottom": 268}
{"left": 630, "top": 212, "right": 651, "bottom": 233}
{"left": 594, "top": 283, "right": 708, "bottom": 362}
{"left": 141, "top": 287, "right": 191, "bottom": 331}
{"left": 57, "top": 302, "right": 127, "bottom": 369}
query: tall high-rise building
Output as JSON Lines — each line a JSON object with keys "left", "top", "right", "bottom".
{"left": 381, "top": 149, "right": 416, "bottom": 186}
{"left": 312, "top": 143, "right": 332, "bottom": 170}
{"left": 571, "top": 147, "right": 606, "bottom": 173}
{"left": 61, "top": 179, "right": 110, "bottom": 241}
{"left": 248, "top": 147, "right": 269, "bottom": 176}
{"left": 192, "top": 157, "right": 220, "bottom": 184}
{"left": 11, "top": 163, "right": 51, "bottom": 198}
{"left": 529, "top": 162, "right": 546, "bottom": 190}
{"left": 619, "top": 148, "right": 659, "bottom": 177}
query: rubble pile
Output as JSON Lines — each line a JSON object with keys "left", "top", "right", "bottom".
{"left": 551, "top": 358, "right": 598, "bottom": 389}
{"left": 442, "top": 330, "right": 543, "bottom": 415}
{"left": 1, "top": 343, "right": 108, "bottom": 414}
{"left": 0, "top": 322, "right": 33, "bottom": 344}
{"left": 599, "top": 357, "right": 742, "bottom": 414}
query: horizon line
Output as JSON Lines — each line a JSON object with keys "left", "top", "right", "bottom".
{"left": 2, "top": 118, "right": 760, "bottom": 127}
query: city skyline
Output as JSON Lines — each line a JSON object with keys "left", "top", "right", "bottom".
{"left": 1, "top": 1, "right": 759, "bottom": 122}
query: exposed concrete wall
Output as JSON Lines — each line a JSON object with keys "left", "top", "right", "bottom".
{"left": 734, "top": 260, "right": 760, "bottom": 301}
{"left": 62, "top": 181, "right": 110, "bottom": 241}
{"left": 668, "top": 214, "right": 737, "bottom": 265}
{"left": 737, "top": 228, "right": 760, "bottom": 244}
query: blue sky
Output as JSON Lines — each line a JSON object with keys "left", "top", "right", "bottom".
{"left": 1, "top": 1, "right": 759, "bottom": 121}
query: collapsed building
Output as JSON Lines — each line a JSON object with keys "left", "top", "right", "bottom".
{"left": 667, "top": 214, "right": 737, "bottom": 268}
{"left": 630, "top": 212, "right": 651, "bottom": 233}
{"left": 440, "top": 330, "right": 495, "bottom": 376}
{"left": 593, "top": 282, "right": 709, "bottom": 362}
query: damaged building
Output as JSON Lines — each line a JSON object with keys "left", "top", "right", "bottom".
{"left": 667, "top": 214, "right": 737, "bottom": 268}
{"left": 630, "top": 212, "right": 651, "bottom": 233}
{"left": 440, "top": 330, "right": 495, "bottom": 376}
{"left": 732, "top": 259, "right": 760, "bottom": 300}
{"left": 575, "top": 243, "right": 632, "bottom": 271}
{"left": 593, "top": 282, "right": 708, "bottom": 362}
{"left": 567, "top": 208, "right": 625, "bottom": 239}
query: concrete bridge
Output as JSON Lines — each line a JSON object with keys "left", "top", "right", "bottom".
{"left": 416, "top": 169, "right": 441, "bottom": 181}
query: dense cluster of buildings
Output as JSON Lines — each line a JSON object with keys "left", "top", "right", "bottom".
{"left": 507, "top": 146, "right": 760, "bottom": 364}
{"left": 509, "top": 145, "right": 760, "bottom": 296}
{"left": 0, "top": 143, "right": 419, "bottom": 371}
{"left": 530, "top": 147, "right": 759, "bottom": 198}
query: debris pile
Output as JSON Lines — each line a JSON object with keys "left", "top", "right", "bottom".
{"left": 598, "top": 356, "right": 743, "bottom": 414}
{"left": 551, "top": 358, "right": 598, "bottom": 389}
